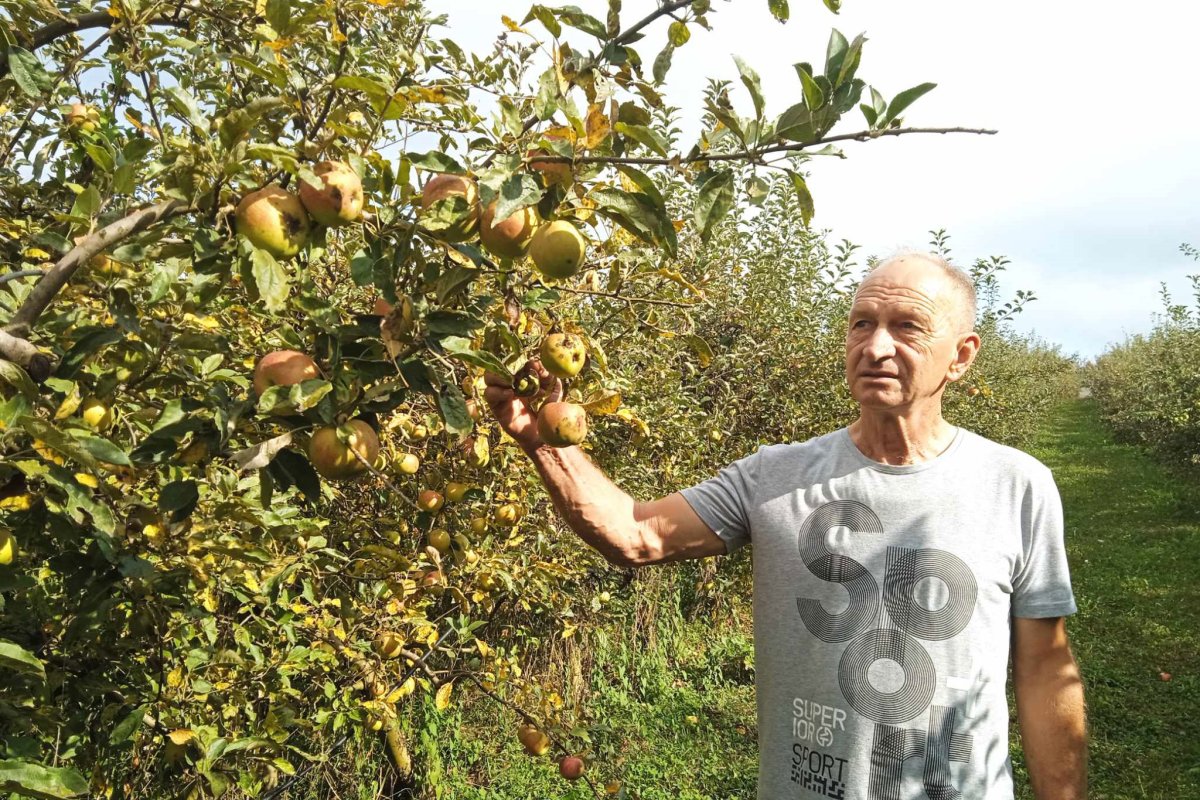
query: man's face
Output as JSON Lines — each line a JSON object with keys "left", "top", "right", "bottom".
{"left": 845, "top": 259, "right": 971, "bottom": 412}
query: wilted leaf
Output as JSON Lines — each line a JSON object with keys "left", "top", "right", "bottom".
{"left": 435, "top": 681, "right": 454, "bottom": 711}
{"left": 583, "top": 392, "right": 622, "bottom": 415}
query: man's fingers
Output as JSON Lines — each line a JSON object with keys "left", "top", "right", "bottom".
{"left": 545, "top": 377, "right": 564, "bottom": 404}
{"left": 483, "top": 369, "right": 512, "bottom": 389}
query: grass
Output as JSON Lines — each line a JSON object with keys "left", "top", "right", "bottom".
{"left": 1013, "top": 400, "right": 1200, "bottom": 799}
{"left": 426, "top": 399, "right": 1199, "bottom": 799}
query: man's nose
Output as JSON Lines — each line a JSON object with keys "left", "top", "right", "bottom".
{"left": 863, "top": 326, "right": 896, "bottom": 361}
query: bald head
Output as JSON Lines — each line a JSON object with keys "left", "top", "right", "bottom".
{"left": 860, "top": 252, "right": 976, "bottom": 334}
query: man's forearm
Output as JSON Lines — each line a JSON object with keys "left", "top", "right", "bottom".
{"left": 1015, "top": 649, "right": 1088, "bottom": 799}
{"left": 523, "top": 442, "right": 641, "bottom": 566}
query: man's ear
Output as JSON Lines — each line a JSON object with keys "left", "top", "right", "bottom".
{"left": 947, "top": 331, "right": 981, "bottom": 382}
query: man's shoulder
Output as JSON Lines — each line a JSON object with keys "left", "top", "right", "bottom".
{"left": 958, "top": 428, "right": 1054, "bottom": 482}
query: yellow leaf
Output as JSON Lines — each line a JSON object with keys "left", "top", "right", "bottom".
{"left": 657, "top": 267, "right": 704, "bottom": 298}
{"left": 435, "top": 681, "right": 454, "bottom": 711}
{"left": 201, "top": 586, "right": 218, "bottom": 613}
{"left": 584, "top": 103, "right": 611, "bottom": 150}
{"left": 501, "top": 15, "right": 525, "bottom": 32}
{"left": 107, "top": 5, "right": 122, "bottom": 18}
{"left": 74, "top": 473, "right": 99, "bottom": 489}
{"left": 476, "top": 639, "right": 491, "bottom": 658}
{"left": 167, "top": 667, "right": 184, "bottom": 688}
{"left": 167, "top": 729, "right": 193, "bottom": 746}
{"left": 0, "top": 494, "right": 33, "bottom": 511}
{"left": 583, "top": 392, "right": 622, "bottom": 415}
{"left": 23, "top": 247, "right": 50, "bottom": 260}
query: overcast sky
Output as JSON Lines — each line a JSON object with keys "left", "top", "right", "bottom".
{"left": 427, "top": 1, "right": 1200, "bottom": 359}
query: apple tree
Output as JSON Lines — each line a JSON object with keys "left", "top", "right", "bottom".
{"left": 0, "top": 0, "right": 988, "bottom": 796}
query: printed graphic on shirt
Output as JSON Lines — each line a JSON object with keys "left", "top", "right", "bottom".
{"left": 791, "top": 500, "right": 980, "bottom": 799}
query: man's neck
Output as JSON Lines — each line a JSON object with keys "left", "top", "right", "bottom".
{"left": 849, "top": 405, "right": 957, "bottom": 466}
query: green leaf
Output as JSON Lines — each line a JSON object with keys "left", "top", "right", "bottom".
{"left": 6, "top": 48, "right": 52, "bottom": 97}
{"left": 0, "top": 640, "right": 45, "bottom": 681}
{"left": 425, "top": 311, "right": 485, "bottom": 337}
{"left": 837, "top": 33, "right": 867, "bottom": 88}
{"left": 523, "top": 5, "right": 562, "bottom": 37}
{"left": 0, "top": 760, "right": 88, "bottom": 800}
{"left": 256, "top": 379, "right": 333, "bottom": 416}
{"left": 0, "top": 360, "right": 37, "bottom": 400}
{"left": 250, "top": 249, "right": 290, "bottom": 312}
{"left": 615, "top": 164, "right": 664, "bottom": 206}
{"left": 798, "top": 67, "right": 825, "bottom": 110}
{"left": 492, "top": 173, "right": 543, "bottom": 224}
{"left": 164, "top": 86, "right": 209, "bottom": 133}
{"left": 590, "top": 187, "right": 677, "bottom": 255}
{"left": 71, "top": 433, "right": 132, "bottom": 466}
{"left": 776, "top": 102, "right": 815, "bottom": 142}
{"left": 607, "top": 0, "right": 622, "bottom": 35}
{"left": 267, "top": 449, "right": 321, "bottom": 502}
{"left": 436, "top": 381, "right": 473, "bottom": 438}
{"left": 786, "top": 170, "right": 815, "bottom": 226}
{"left": 667, "top": 21, "right": 690, "bottom": 46}
{"left": 693, "top": 170, "right": 736, "bottom": 242}
{"left": 408, "top": 152, "right": 465, "bottom": 174}
{"left": 332, "top": 75, "right": 391, "bottom": 100}
{"left": 440, "top": 337, "right": 512, "bottom": 379}
{"left": 733, "top": 55, "right": 765, "bottom": 120}
{"left": 556, "top": 6, "right": 608, "bottom": 38}
{"left": 159, "top": 480, "right": 200, "bottom": 522}
{"left": 266, "top": 0, "right": 291, "bottom": 35}
{"left": 18, "top": 417, "right": 97, "bottom": 469}
{"left": 824, "top": 29, "right": 850, "bottom": 84}
{"left": 614, "top": 122, "right": 669, "bottom": 157}
{"left": 110, "top": 705, "right": 147, "bottom": 744}
{"left": 534, "top": 67, "right": 560, "bottom": 120}
{"left": 823, "top": 0, "right": 842, "bottom": 11}
{"left": 767, "top": 0, "right": 789, "bottom": 22}
{"left": 652, "top": 44, "right": 674, "bottom": 84}
{"left": 69, "top": 186, "right": 101, "bottom": 221}
{"left": 880, "top": 82, "right": 937, "bottom": 127}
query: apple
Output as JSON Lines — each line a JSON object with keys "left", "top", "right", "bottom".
{"left": 493, "top": 503, "right": 521, "bottom": 527}
{"left": 421, "top": 569, "right": 445, "bottom": 596}
{"left": 537, "top": 402, "right": 588, "bottom": 447}
{"left": 0, "top": 529, "right": 15, "bottom": 565}
{"left": 65, "top": 102, "right": 100, "bottom": 133}
{"left": 559, "top": 755, "right": 585, "bottom": 780}
{"left": 529, "top": 220, "right": 587, "bottom": 279}
{"left": 428, "top": 529, "right": 451, "bottom": 554}
{"left": 373, "top": 631, "right": 405, "bottom": 659}
{"left": 526, "top": 146, "right": 572, "bottom": 186}
{"left": 539, "top": 333, "right": 587, "bottom": 379}
{"left": 236, "top": 185, "right": 310, "bottom": 259}
{"left": 469, "top": 517, "right": 488, "bottom": 536}
{"left": 298, "top": 161, "right": 363, "bottom": 227}
{"left": 79, "top": 396, "right": 113, "bottom": 430}
{"left": 307, "top": 420, "right": 380, "bottom": 480}
{"left": 420, "top": 174, "right": 479, "bottom": 242}
{"left": 517, "top": 722, "right": 551, "bottom": 756}
{"left": 393, "top": 453, "right": 420, "bottom": 474}
{"left": 445, "top": 482, "right": 470, "bottom": 503}
{"left": 417, "top": 489, "right": 444, "bottom": 512}
{"left": 253, "top": 349, "right": 320, "bottom": 395}
{"left": 480, "top": 201, "right": 539, "bottom": 258}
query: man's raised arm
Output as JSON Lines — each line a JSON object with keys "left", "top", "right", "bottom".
{"left": 485, "top": 362, "right": 725, "bottom": 568}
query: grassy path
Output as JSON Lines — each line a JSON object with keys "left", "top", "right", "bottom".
{"left": 1020, "top": 400, "right": 1200, "bottom": 799}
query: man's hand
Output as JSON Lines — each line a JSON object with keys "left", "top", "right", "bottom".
{"left": 483, "top": 359, "right": 562, "bottom": 454}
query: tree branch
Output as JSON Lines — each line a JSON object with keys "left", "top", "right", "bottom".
{"left": 0, "top": 12, "right": 191, "bottom": 78}
{"left": 612, "top": 0, "right": 697, "bottom": 47}
{"left": 4, "top": 199, "right": 190, "bottom": 338}
{"left": 0, "top": 331, "right": 51, "bottom": 382}
{"left": 525, "top": 126, "right": 998, "bottom": 169}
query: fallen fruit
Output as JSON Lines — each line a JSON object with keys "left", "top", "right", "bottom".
{"left": 446, "top": 482, "right": 470, "bottom": 503}
{"left": 493, "top": 503, "right": 521, "bottom": 527}
{"left": 298, "top": 160, "right": 363, "bottom": 227}
{"left": 540, "top": 333, "right": 587, "bottom": 379}
{"left": 235, "top": 185, "right": 310, "bottom": 259}
{"left": 537, "top": 402, "right": 588, "bottom": 447}
{"left": 529, "top": 220, "right": 587, "bottom": 279}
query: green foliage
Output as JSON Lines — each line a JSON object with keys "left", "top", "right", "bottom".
{"left": 1087, "top": 251, "right": 1200, "bottom": 466}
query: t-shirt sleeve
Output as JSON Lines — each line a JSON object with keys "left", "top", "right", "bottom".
{"left": 678, "top": 445, "right": 764, "bottom": 555}
{"left": 1011, "top": 465, "right": 1078, "bottom": 618}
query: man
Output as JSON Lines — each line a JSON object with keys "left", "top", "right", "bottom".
{"left": 484, "top": 253, "right": 1087, "bottom": 799}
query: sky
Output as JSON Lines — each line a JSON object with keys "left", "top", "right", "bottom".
{"left": 426, "top": 0, "right": 1200, "bottom": 360}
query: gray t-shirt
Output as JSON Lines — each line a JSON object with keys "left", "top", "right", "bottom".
{"left": 680, "top": 426, "right": 1076, "bottom": 800}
